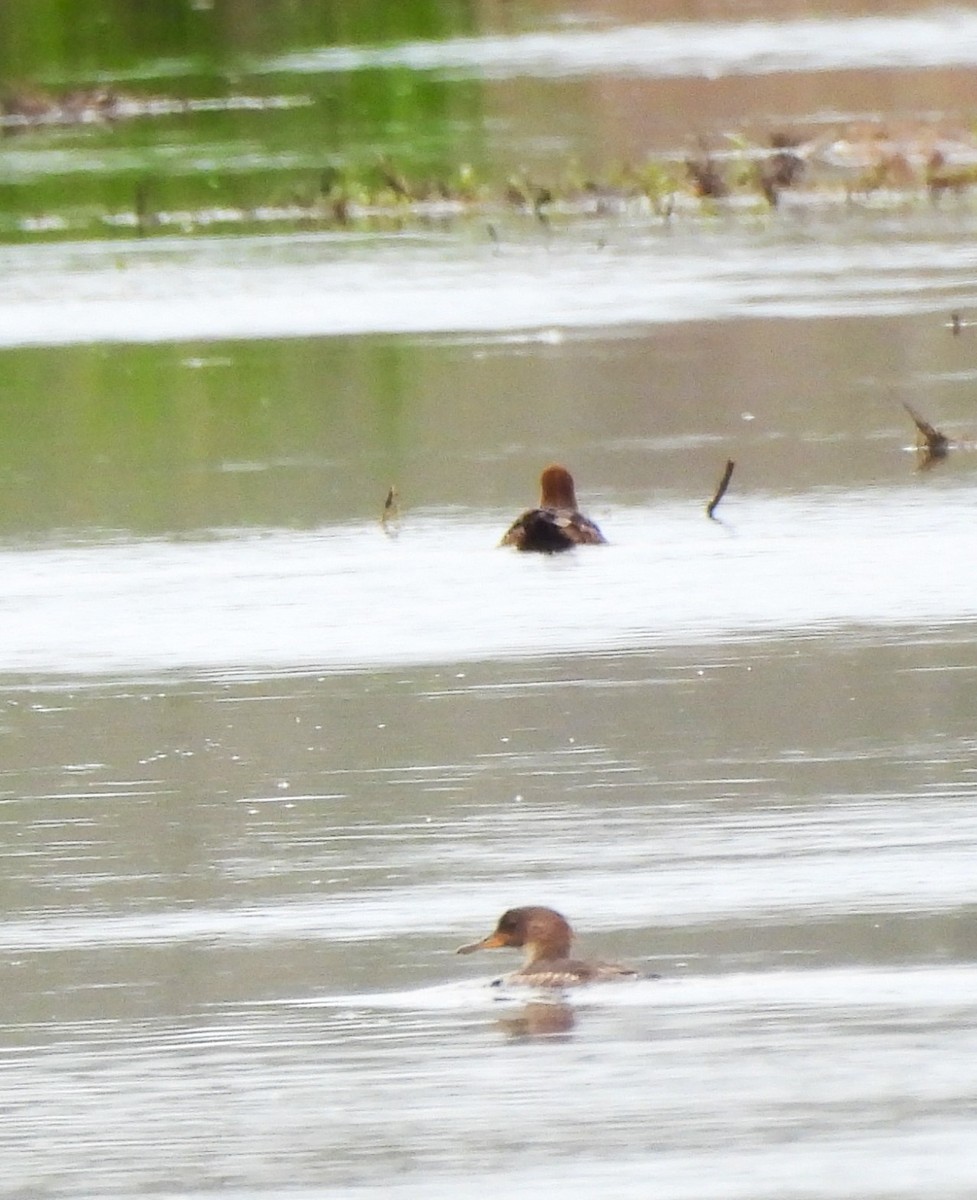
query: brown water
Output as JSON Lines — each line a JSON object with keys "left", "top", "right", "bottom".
{"left": 5, "top": 5, "right": 977, "bottom": 1200}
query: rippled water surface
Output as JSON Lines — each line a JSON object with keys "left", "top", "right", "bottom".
{"left": 4, "top": 4, "right": 977, "bottom": 1199}
{"left": 5, "top": 630, "right": 977, "bottom": 1200}
{"left": 4, "top": 221, "right": 977, "bottom": 347}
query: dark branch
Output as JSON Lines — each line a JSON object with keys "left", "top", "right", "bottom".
{"left": 903, "top": 403, "right": 950, "bottom": 466}
{"left": 706, "top": 460, "right": 735, "bottom": 519}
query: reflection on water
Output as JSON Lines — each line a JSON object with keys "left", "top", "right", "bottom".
{"left": 494, "top": 999, "right": 577, "bottom": 1039}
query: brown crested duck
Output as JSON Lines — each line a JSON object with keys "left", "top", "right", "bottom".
{"left": 456, "top": 905, "right": 639, "bottom": 986}
{"left": 500, "top": 464, "right": 606, "bottom": 553}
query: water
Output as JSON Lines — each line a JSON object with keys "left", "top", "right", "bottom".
{"left": 2, "top": 485, "right": 977, "bottom": 675}
{"left": 4, "top": 632, "right": 977, "bottom": 1197}
{"left": 4, "top": 4, "right": 977, "bottom": 1199}
{"left": 267, "top": 10, "right": 977, "bottom": 79}
{"left": 1, "top": 222, "right": 976, "bottom": 348}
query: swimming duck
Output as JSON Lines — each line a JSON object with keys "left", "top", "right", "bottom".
{"left": 500, "top": 464, "right": 606, "bottom": 553}
{"left": 456, "top": 905, "right": 639, "bottom": 986}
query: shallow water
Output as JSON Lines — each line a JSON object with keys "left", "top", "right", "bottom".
{"left": 2, "top": 482, "right": 977, "bottom": 676}
{"left": 5, "top": 4, "right": 977, "bottom": 1199}
{"left": 4, "top": 629, "right": 977, "bottom": 1199}
{"left": 3, "top": 219, "right": 977, "bottom": 348}
{"left": 267, "top": 10, "right": 977, "bottom": 80}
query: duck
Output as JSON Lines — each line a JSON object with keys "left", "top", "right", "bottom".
{"left": 500, "top": 464, "right": 607, "bottom": 553}
{"left": 456, "top": 905, "right": 639, "bottom": 986}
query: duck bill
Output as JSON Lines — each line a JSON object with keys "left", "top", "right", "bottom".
{"left": 455, "top": 931, "right": 507, "bottom": 955}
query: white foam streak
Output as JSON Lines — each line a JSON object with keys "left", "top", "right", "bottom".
{"left": 267, "top": 13, "right": 977, "bottom": 81}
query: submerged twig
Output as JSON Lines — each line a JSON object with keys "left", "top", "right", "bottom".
{"left": 903, "top": 403, "right": 950, "bottom": 468}
{"left": 706, "top": 459, "right": 735, "bottom": 519}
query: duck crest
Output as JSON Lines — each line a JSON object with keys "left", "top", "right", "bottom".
{"left": 538, "top": 464, "right": 578, "bottom": 510}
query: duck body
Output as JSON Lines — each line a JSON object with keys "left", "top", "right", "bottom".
{"left": 456, "top": 905, "right": 639, "bottom": 987}
{"left": 500, "top": 465, "right": 606, "bottom": 553}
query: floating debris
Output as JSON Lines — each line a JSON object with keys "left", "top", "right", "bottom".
{"left": 904, "top": 403, "right": 950, "bottom": 469}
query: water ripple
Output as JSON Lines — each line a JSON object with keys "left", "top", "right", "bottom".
{"left": 1, "top": 487, "right": 976, "bottom": 678}
{"left": 0, "top": 226, "right": 971, "bottom": 347}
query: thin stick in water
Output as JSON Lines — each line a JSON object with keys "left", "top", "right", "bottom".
{"left": 706, "top": 459, "right": 735, "bottom": 519}
{"left": 380, "top": 485, "right": 400, "bottom": 533}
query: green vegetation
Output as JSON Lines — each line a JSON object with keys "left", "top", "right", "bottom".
{"left": 1, "top": 4, "right": 973, "bottom": 245}
{"left": 3, "top": 111, "right": 975, "bottom": 247}
{"left": 0, "top": 0, "right": 492, "bottom": 243}
{"left": 0, "top": 0, "right": 477, "bottom": 78}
